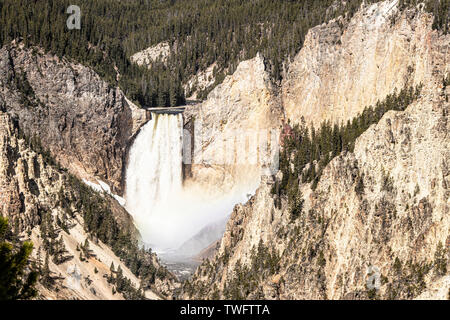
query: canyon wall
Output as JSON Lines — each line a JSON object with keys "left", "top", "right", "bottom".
{"left": 183, "top": 73, "right": 449, "bottom": 301}
{"left": 0, "top": 109, "right": 179, "bottom": 299}
{"left": 184, "top": 53, "right": 284, "bottom": 195}
{"left": 282, "top": 0, "right": 448, "bottom": 127}
{"left": 182, "top": 0, "right": 449, "bottom": 197}
{"left": 182, "top": 1, "right": 450, "bottom": 300}
{"left": 0, "top": 42, "right": 147, "bottom": 194}
{"left": 0, "top": 0, "right": 447, "bottom": 301}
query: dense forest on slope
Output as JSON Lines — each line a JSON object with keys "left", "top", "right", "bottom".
{"left": 0, "top": 0, "right": 447, "bottom": 106}
{"left": 399, "top": 0, "right": 449, "bottom": 33}
{"left": 0, "top": 0, "right": 370, "bottom": 106}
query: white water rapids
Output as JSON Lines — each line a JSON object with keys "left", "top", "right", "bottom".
{"left": 125, "top": 113, "right": 259, "bottom": 256}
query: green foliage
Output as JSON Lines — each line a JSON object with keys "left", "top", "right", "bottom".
{"left": 5, "top": 112, "right": 168, "bottom": 298}
{"left": 66, "top": 174, "right": 168, "bottom": 295}
{"left": 444, "top": 73, "right": 450, "bottom": 87}
{"left": 398, "top": 0, "right": 449, "bottom": 34}
{"left": 222, "top": 240, "right": 280, "bottom": 299}
{"left": 394, "top": 257, "right": 402, "bottom": 274}
{"left": 367, "top": 287, "right": 378, "bottom": 300}
{"left": 8, "top": 70, "right": 41, "bottom": 110}
{"left": 287, "top": 176, "right": 304, "bottom": 220}
{"left": 0, "top": 0, "right": 447, "bottom": 108}
{"left": 414, "top": 184, "right": 420, "bottom": 196}
{"left": 80, "top": 238, "right": 91, "bottom": 260}
{"left": 107, "top": 264, "right": 145, "bottom": 300}
{"left": 426, "top": 0, "right": 450, "bottom": 33}
{"left": 386, "top": 258, "right": 432, "bottom": 299}
{"left": 51, "top": 236, "right": 70, "bottom": 265}
{"left": 14, "top": 128, "right": 62, "bottom": 170}
{"left": 434, "top": 241, "right": 448, "bottom": 276}
{"left": 381, "top": 169, "right": 394, "bottom": 193}
{"left": 0, "top": 217, "right": 8, "bottom": 240}
{"left": 355, "top": 173, "right": 365, "bottom": 195}
{"left": 188, "top": 240, "right": 281, "bottom": 299}
{"left": 0, "top": 217, "right": 38, "bottom": 300}
{"left": 318, "top": 250, "right": 326, "bottom": 268}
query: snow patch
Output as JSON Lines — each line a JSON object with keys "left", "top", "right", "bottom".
{"left": 82, "top": 179, "right": 126, "bottom": 206}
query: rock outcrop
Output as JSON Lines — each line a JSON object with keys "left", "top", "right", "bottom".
{"left": 130, "top": 41, "right": 171, "bottom": 68}
{"left": 282, "top": 0, "right": 448, "bottom": 127}
{"left": 1, "top": 0, "right": 447, "bottom": 301}
{"left": 0, "top": 42, "right": 147, "bottom": 194}
{"left": 182, "top": 1, "right": 449, "bottom": 300}
{"left": 183, "top": 77, "right": 449, "bottom": 300}
{"left": 184, "top": 52, "right": 284, "bottom": 195}
{"left": 182, "top": 1, "right": 449, "bottom": 196}
{"left": 184, "top": 63, "right": 218, "bottom": 100}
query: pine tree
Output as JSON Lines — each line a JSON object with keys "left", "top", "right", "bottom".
{"left": 434, "top": 241, "right": 448, "bottom": 276}
{"left": 83, "top": 238, "right": 90, "bottom": 259}
{"left": 0, "top": 217, "right": 38, "bottom": 300}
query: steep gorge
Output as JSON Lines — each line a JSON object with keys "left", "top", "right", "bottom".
{"left": 0, "top": 43, "right": 179, "bottom": 300}
{"left": 0, "top": 0, "right": 448, "bottom": 301}
{"left": 183, "top": 80, "right": 449, "bottom": 299}
{"left": 282, "top": 0, "right": 448, "bottom": 127}
{"left": 0, "top": 110, "right": 176, "bottom": 300}
{"left": 181, "top": 0, "right": 450, "bottom": 300}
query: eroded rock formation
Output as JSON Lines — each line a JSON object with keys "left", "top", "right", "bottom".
{"left": 0, "top": 42, "right": 146, "bottom": 194}
{"left": 282, "top": 0, "right": 448, "bottom": 127}
{"left": 182, "top": 1, "right": 449, "bottom": 300}
{"left": 184, "top": 52, "right": 284, "bottom": 195}
{"left": 0, "top": 110, "right": 176, "bottom": 300}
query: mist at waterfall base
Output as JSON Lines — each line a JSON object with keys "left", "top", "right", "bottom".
{"left": 125, "top": 113, "right": 259, "bottom": 258}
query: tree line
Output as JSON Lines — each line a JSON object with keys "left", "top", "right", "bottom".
{"left": 0, "top": 0, "right": 376, "bottom": 106}
{"left": 0, "top": 217, "right": 38, "bottom": 300}
{"left": 0, "top": 1, "right": 447, "bottom": 107}
{"left": 0, "top": 0, "right": 450, "bottom": 107}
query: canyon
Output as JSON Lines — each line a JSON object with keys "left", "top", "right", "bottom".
{"left": 181, "top": 0, "right": 449, "bottom": 300}
{"left": 0, "top": 0, "right": 448, "bottom": 300}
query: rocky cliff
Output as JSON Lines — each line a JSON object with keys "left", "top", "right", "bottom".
{"left": 183, "top": 75, "right": 449, "bottom": 301}
{"left": 0, "top": 42, "right": 147, "bottom": 195}
{"left": 282, "top": 0, "right": 448, "bottom": 127}
{"left": 0, "top": 110, "right": 176, "bottom": 300}
{"left": 1, "top": 0, "right": 447, "bottom": 301}
{"left": 130, "top": 41, "right": 171, "bottom": 68}
{"left": 181, "top": 1, "right": 449, "bottom": 300}
{"left": 182, "top": 0, "right": 448, "bottom": 195}
{"left": 184, "top": 52, "right": 284, "bottom": 195}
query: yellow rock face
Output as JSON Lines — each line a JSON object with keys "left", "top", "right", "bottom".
{"left": 282, "top": 1, "right": 448, "bottom": 127}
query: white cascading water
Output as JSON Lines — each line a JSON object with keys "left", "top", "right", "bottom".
{"left": 125, "top": 113, "right": 184, "bottom": 252}
{"left": 125, "top": 112, "right": 260, "bottom": 256}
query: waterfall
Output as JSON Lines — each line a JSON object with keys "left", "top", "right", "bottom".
{"left": 125, "top": 112, "right": 260, "bottom": 256}
{"left": 125, "top": 112, "right": 184, "bottom": 252}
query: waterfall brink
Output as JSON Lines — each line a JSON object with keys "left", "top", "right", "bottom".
{"left": 125, "top": 112, "right": 260, "bottom": 257}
